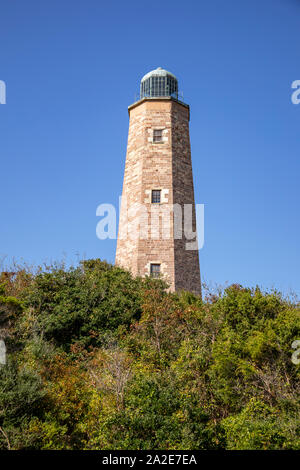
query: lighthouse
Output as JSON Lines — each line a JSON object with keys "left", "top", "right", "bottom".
{"left": 115, "top": 67, "right": 201, "bottom": 295}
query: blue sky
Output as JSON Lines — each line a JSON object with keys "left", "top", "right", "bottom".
{"left": 0, "top": 0, "right": 300, "bottom": 295}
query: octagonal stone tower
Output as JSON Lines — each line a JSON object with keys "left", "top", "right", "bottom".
{"left": 115, "top": 67, "right": 201, "bottom": 295}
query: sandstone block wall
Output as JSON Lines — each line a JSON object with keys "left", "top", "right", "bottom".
{"left": 115, "top": 97, "right": 201, "bottom": 296}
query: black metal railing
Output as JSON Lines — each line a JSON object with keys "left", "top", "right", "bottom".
{"left": 133, "top": 90, "right": 186, "bottom": 104}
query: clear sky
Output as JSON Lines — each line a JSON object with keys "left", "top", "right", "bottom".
{"left": 0, "top": 0, "right": 300, "bottom": 296}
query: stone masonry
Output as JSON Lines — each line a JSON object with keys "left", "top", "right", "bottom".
{"left": 115, "top": 96, "right": 201, "bottom": 295}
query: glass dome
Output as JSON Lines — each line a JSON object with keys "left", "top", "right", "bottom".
{"left": 140, "top": 67, "right": 178, "bottom": 99}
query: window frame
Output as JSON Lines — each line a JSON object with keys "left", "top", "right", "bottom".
{"left": 151, "top": 189, "right": 161, "bottom": 204}
{"left": 153, "top": 128, "right": 163, "bottom": 143}
{"left": 150, "top": 263, "right": 161, "bottom": 278}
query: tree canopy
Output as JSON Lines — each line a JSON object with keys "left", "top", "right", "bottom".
{"left": 0, "top": 260, "right": 299, "bottom": 449}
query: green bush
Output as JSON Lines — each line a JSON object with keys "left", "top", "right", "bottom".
{"left": 0, "top": 260, "right": 299, "bottom": 449}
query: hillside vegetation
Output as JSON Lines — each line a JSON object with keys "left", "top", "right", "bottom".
{"left": 0, "top": 259, "right": 299, "bottom": 450}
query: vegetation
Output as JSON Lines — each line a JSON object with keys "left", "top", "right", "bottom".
{"left": 0, "top": 259, "right": 299, "bottom": 450}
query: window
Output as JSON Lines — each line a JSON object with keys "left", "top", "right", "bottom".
{"left": 153, "top": 129, "right": 163, "bottom": 143}
{"left": 151, "top": 189, "right": 161, "bottom": 203}
{"left": 150, "top": 263, "right": 160, "bottom": 278}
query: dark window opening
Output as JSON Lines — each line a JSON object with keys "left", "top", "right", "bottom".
{"left": 150, "top": 263, "right": 161, "bottom": 278}
{"left": 153, "top": 129, "right": 163, "bottom": 142}
{"left": 151, "top": 189, "right": 161, "bottom": 203}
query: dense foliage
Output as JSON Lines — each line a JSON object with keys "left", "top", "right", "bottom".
{"left": 0, "top": 259, "right": 299, "bottom": 449}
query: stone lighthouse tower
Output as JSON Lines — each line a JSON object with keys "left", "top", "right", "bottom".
{"left": 115, "top": 67, "right": 201, "bottom": 295}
